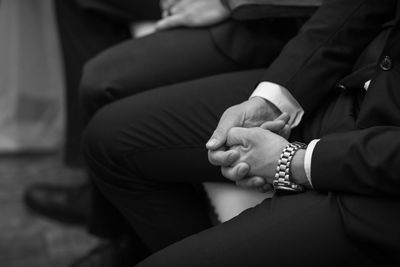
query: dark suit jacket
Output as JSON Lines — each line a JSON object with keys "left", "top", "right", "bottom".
{"left": 222, "top": 0, "right": 322, "bottom": 19}
{"left": 75, "top": 0, "right": 161, "bottom": 22}
{"left": 262, "top": 0, "right": 399, "bottom": 263}
{"left": 210, "top": 2, "right": 316, "bottom": 67}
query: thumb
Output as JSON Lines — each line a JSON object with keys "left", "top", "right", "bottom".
{"left": 260, "top": 113, "right": 290, "bottom": 133}
{"left": 207, "top": 112, "right": 240, "bottom": 150}
{"left": 206, "top": 127, "right": 228, "bottom": 150}
{"left": 279, "top": 124, "right": 291, "bottom": 139}
{"left": 275, "top": 112, "right": 290, "bottom": 124}
{"left": 260, "top": 120, "right": 286, "bottom": 133}
{"left": 155, "top": 14, "right": 185, "bottom": 31}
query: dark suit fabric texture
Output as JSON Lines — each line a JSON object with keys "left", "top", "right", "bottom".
{"left": 81, "top": 0, "right": 400, "bottom": 266}
{"left": 81, "top": 19, "right": 301, "bottom": 240}
{"left": 55, "top": 0, "right": 160, "bottom": 166}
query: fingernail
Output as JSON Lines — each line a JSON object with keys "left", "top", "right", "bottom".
{"left": 206, "top": 139, "right": 217, "bottom": 147}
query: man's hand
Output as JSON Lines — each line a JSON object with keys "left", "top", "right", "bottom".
{"left": 226, "top": 127, "right": 289, "bottom": 183}
{"left": 206, "top": 97, "right": 282, "bottom": 151}
{"left": 160, "top": 0, "right": 177, "bottom": 12}
{"left": 208, "top": 114, "right": 290, "bottom": 192}
{"left": 156, "top": 0, "right": 230, "bottom": 31}
{"left": 223, "top": 127, "right": 310, "bottom": 192}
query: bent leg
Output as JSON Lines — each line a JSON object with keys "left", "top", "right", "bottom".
{"left": 80, "top": 26, "right": 243, "bottom": 117}
{"left": 83, "top": 70, "right": 265, "bottom": 251}
{"left": 137, "top": 192, "right": 376, "bottom": 267}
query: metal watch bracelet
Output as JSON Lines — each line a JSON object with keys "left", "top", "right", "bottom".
{"left": 273, "top": 141, "right": 307, "bottom": 193}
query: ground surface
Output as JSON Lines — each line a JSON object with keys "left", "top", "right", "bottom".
{"left": 0, "top": 154, "right": 99, "bottom": 267}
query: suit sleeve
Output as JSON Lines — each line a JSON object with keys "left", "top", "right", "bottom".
{"left": 311, "top": 127, "right": 400, "bottom": 196}
{"left": 263, "top": 0, "right": 397, "bottom": 116}
{"left": 220, "top": 0, "right": 321, "bottom": 19}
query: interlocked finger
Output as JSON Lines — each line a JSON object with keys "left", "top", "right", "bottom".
{"left": 221, "top": 162, "right": 250, "bottom": 181}
{"left": 208, "top": 148, "right": 240, "bottom": 167}
{"left": 236, "top": 176, "right": 266, "bottom": 190}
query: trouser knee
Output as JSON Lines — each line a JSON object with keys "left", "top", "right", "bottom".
{"left": 80, "top": 57, "right": 116, "bottom": 118}
{"left": 82, "top": 105, "right": 125, "bottom": 178}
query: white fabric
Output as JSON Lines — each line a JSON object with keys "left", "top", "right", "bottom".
{"left": 364, "top": 80, "right": 371, "bottom": 90}
{"left": 131, "top": 21, "right": 157, "bottom": 38}
{"left": 203, "top": 182, "right": 273, "bottom": 222}
{"left": 0, "top": 0, "right": 65, "bottom": 152}
{"left": 251, "top": 81, "right": 304, "bottom": 128}
{"left": 304, "top": 139, "right": 319, "bottom": 188}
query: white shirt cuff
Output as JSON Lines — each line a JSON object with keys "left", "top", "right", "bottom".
{"left": 251, "top": 82, "right": 304, "bottom": 128}
{"left": 304, "top": 139, "right": 319, "bottom": 188}
{"left": 364, "top": 80, "right": 371, "bottom": 91}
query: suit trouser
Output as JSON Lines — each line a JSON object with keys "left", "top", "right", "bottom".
{"left": 54, "top": 0, "right": 160, "bottom": 166}
{"left": 82, "top": 67, "right": 379, "bottom": 265}
{"left": 80, "top": 18, "right": 298, "bottom": 240}
{"left": 79, "top": 22, "right": 382, "bottom": 265}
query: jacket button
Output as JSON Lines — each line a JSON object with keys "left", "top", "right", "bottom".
{"left": 380, "top": 56, "right": 393, "bottom": 71}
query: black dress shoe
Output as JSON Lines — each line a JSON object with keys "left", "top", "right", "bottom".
{"left": 70, "top": 236, "right": 150, "bottom": 267}
{"left": 23, "top": 182, "right": 91, "bottom": 225}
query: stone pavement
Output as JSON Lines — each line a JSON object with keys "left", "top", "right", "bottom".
{"left": 0, "top": 154, "right": 99, "bottom": 267}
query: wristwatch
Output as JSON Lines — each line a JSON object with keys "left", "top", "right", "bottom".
{"left": 273, "top": 141, "right": 307, "bottom": 193}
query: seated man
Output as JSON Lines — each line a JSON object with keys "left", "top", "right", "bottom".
{"left": 27, "top": 0, "right": 307, "bottom": 266}
{"left": 79, "top": 0, "right": 303, "bottom": 250}
{"left": 83, "top": 0, "right": 400, "bottom": 265}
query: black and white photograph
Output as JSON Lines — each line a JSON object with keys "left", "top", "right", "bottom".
{"left": 0, "top": 0, "right": 399, "bottom": 266}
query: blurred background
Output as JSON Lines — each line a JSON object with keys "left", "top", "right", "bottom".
{"left": 0, "top": 1, "right": 98, "bottom": 266}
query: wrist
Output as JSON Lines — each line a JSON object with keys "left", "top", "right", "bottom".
{"left": 290, "top": 149, "right": 312, "bottom": 189}
{"left": 273, "top": 142, "right": 307, "bottom": 193}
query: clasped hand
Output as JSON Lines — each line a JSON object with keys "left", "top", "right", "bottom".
{"left": 157, "top": 0, "right": 230, "bottom": 30}
{"left": 207, "top": 97, "right": 291, "bottom": 192}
